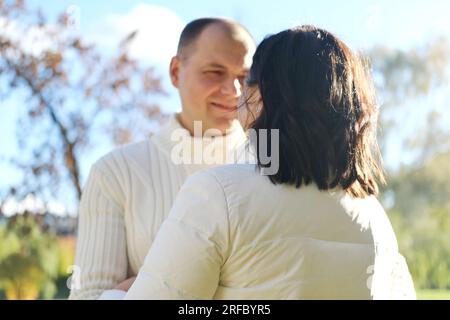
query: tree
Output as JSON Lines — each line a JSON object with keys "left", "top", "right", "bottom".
{"left": 367, "top": 38, "right": 450, "bottom": 162}
{"left": 0, "top": 0, "right": 167, "bottom": 205}
{"left": 367, "top": 40, "right": 450, "bottom": 290}
{"left": 385, "top": 151, "right": 450, "bottom": 289}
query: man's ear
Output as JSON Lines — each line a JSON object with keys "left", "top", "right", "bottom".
{"left": 169, "top": 56, "right": 180, "bottom": 88}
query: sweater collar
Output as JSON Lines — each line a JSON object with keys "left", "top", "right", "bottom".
{"left": 151, "top": 113, "right": 248, "bottom": 170}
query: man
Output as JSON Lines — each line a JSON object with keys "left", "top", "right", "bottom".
{"left": 68, "top": 18, "right": 256, "bottom": 299}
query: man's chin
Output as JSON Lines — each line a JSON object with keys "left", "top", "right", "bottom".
{"left": 205, "top": 117, "right": 236, "bottom": 136}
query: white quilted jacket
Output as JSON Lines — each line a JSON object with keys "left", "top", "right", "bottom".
{"left": 125, "top": 164, "right": 416, "bottom": 300}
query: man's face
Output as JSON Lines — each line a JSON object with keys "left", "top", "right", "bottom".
{"left": 170, "top": 24, "right": 255, "bottom": 135}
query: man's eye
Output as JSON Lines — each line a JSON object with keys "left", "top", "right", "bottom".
{"left": 205, "top": 70, "right": 223, "bottom": 75}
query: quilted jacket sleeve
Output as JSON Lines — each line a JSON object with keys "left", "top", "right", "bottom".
{"left": 124, "top": 170, "right": 230, "bottom": 299}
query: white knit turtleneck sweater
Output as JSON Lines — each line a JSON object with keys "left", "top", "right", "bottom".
{"left": 68, "top": 114, "right": 247, "bottom": 300}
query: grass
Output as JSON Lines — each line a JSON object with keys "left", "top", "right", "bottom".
{"left": 417, "top": 289, "right": 450, "bottom": 300}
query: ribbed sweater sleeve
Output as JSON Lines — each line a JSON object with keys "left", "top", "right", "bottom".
{"left": 68, "top": 157, "right": 128, "bottom": 300}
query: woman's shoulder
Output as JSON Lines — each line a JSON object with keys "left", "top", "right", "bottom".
{"left": 188, "top": 163, "right": 262, "bottom": 188}
{"left": 340, "top": 194, "right": 399, "bottom": 250}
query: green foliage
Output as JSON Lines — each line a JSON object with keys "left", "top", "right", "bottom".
{"left": 369, "top": 38, "right": 450, "bottom": 291}
{"left": 0, "top": 213, "right": 60, "bottom": 299}
{"left": 384, "top": 152, "right": 450, "bottom": 290}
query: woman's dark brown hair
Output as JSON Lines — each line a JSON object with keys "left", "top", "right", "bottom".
{"left": 245, "top": 25, "right": 385, "bottom": 198}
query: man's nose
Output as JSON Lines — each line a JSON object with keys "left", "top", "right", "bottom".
{"left": 220, "top": 77, "right": 242, "bottom": 98}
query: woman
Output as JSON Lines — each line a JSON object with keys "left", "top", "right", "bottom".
{"left": 124, "top": 25, "right": 416, "bottom": 299}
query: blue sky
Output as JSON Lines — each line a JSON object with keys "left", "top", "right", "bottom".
{"left": 1, "top": 0, "right": 450, "bottom": 212}
{"left": 24, "top": 0, "right": 450, "bottom": 49}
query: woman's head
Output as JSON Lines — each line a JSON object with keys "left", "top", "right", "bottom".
{"left": 240, "top": 25, "right": 384, "bottom": 198}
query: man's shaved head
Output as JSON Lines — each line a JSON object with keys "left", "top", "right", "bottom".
{"left": 177, "top": 17, "right": 255, "bottom": 59}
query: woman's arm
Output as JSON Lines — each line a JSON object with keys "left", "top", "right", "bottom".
{"left": 68, "top": 162, "right": 128, "bottom": 300}
{"left": 124, "top": 170, "right": 230, "bottom": 300}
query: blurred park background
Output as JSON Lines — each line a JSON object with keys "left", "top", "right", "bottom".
{"left": 0, "top": 0, "right": 449, "bottom": 300}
